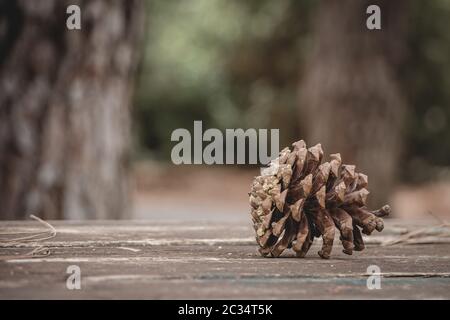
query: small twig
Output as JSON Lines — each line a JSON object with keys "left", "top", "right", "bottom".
{"left": 426, "top": 210, "right": 449, "bottom": 225}
{"left": 0, "top": 215, "right": 57, "bottom": 260}
{"left": 382, "top": 211, "right": 450, "bottom": 246}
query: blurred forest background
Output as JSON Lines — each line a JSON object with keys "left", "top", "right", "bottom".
{"left": 0, "top": 0, "right": 449, "bottom": 220}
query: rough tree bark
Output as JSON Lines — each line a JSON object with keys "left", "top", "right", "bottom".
{"left": 299, "top": 0, "right": 407, "bottom": 207}
{"left": 0, "top": 0, "right": 144, "bottom": 219}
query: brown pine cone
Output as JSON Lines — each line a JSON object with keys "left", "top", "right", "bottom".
{"left": 249, "top": 140, "right": 390, "bottom": 259}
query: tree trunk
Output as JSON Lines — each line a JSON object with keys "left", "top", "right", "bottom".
{"left": 299, "top": 0, "right": 407, "bottom": 207}
{"left": 0, "top": 0, "right": 144, "bottom": 219}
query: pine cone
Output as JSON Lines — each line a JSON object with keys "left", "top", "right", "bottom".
{"left": 249, "top": 140, "right": 390, "bottom": 259}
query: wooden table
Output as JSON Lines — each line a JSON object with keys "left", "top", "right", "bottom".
{"left": 1, "top": 219, "right": 449, "bottom": 299}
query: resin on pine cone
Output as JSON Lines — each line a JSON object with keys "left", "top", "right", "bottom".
{"left": 249, "top": 140, "right": 390, "bottom": 259}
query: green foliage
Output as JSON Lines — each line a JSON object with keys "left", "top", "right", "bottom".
{"left": 402, "top": 0, "right": 450, "bottom": 182}
{"left": 134, "top": 0, "right": 311, "bottom": 159}
{"left": 134, "top": 0, "right": 450, "bottom": 183}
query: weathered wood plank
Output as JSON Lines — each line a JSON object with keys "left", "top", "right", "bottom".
{"left": 0, "top": 219, "right": 449, "bottom": 299}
